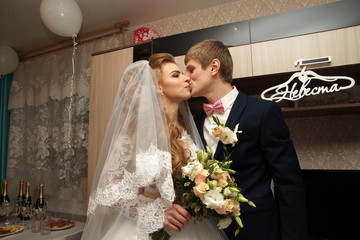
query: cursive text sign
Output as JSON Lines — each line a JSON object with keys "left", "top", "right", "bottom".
{"left": 261, "top": 66, "right": 355, "bottom": 102}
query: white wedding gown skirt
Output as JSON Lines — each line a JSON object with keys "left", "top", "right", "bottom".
{"left": 102, "top": 215, "right": 228, "bottom": 240}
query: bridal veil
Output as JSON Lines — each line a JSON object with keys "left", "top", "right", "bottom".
{"left": 81, "top": 60, "right": 202, "bottom": 240}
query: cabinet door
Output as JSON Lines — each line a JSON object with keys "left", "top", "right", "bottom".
{"left": 88, "top": 47, "right": 133, "bottom": 196}
{"left": 229, "top": 45, "right": 253, "bottom": 78}
{"left": 251, "top": 25, "right": 360, "bottom": 76}
{"left": 174, "top": 44, "right": 253, "bottom": 79}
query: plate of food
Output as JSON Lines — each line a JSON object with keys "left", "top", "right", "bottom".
{"left": 0, "top": 225, "right": 24, "bottom": 237}
{"left": 50, "top": 219, "right": 75, "bottom": 231}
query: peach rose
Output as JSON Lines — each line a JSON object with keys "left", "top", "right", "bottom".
{"left": 223, "top": 199, "right": 234, "bottom": 212}
{"left": 215, "top": 199, "right": 234, "bottom": 215}
{"left": 195, "top": 169, "right": 209, "bottom": 185}
{"left": 212, "top": 171, "right": 230, "bottom": 182}
{"left": 193, "top": 182, "right": 209, "bottom": 197}
{"left": 217, "top": 178, "right": 228, "bottom": 188}
{"left": 215, "top": 207, "right": 226, "bottom": 215}
{"left": 232, "top": 202, "right": 241, "bottom": 216}
{"left": 212, "top": 126, "right": 223, "bottom": 138}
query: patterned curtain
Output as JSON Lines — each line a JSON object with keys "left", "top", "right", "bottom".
{"left": 6, "top": 34, "right": 126, "bottom": 216}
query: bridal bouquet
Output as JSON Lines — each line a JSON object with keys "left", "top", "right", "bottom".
{"left": 177, "top": 146, "right": 255, "bottom": 230}
{"left": 151, "top": 118, "right": 255, "bottom": 240}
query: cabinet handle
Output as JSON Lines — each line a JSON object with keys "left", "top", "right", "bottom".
{"left": 294, "top": 56, "right": 331, "bottom": 67}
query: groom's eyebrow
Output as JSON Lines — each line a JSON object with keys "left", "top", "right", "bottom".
{"left": 186, "top": 65, "right": 194, "bottom": 72}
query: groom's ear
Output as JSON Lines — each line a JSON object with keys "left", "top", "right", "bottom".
{"left": 210, "top": 59, "right": 220, "bottom": 77}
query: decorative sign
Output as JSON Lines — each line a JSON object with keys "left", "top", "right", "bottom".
{"left": 261, "top": 58, "right": 356, "bottom": 102}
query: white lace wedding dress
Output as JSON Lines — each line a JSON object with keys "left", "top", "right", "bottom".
{"left": 97, "top": 131, "right": 228, "bottom": 240}
{"left": 82, "top": 62, "right": 227, "bottom": 240}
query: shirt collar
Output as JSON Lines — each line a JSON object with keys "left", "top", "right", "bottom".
{"left": 220, "top": 86, "right": 238, "bottom": 111}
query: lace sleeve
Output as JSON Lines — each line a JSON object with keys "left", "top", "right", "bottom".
{"left": 88, "top": 134, "right": 175, "bottom": 239}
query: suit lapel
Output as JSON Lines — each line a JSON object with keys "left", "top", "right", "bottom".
{"left": 214, "top": 91, "right": 248, "bottom": 159}
{"left": 197, "top": 112, "right": 208, "bottom": 148}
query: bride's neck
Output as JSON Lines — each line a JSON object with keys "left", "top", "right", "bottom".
{"left": 163, "top": 98, "right": 180, "bottom": 125}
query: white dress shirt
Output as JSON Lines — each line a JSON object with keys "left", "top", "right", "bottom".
{"left": 203, "top": 87, "right": 239, "bottom": 155}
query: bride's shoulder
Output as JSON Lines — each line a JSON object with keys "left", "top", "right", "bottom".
{"left": 181, "top": 130, "right": 199, "bottom": 158}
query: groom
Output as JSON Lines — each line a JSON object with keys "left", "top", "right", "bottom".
{"left": 164, "top": 39, "right": 307, "bottom": 240}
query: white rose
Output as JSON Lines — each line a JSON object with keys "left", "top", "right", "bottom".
{"left": 182, "top": 160, "right": 203, "bottom": 180}
{"left": 215, "top": 187, "right": 223, "bottom": 192}
{"left": 217, "top": 217, "right": 232, "bottom": 230}
{"left": 223, "top": 187, "right": 232, "bottom": 197}
{"left": 201, "top": 189, "right": 224, "bottom": 209}
{"left": 219, "top": 127, "right": 237, "bottom": 145}
{"left": 182, "top": 163, "right": 193, "bottom": 177}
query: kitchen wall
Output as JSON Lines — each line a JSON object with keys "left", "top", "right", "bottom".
{"left": 123, "top": 0, "right": 338, "bottom": 45}
{"left": 122, "top": 0, "right": 360, "bottom": 170}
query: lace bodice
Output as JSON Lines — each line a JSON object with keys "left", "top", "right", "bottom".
{"left": 87, "top": 130, "right": 199, "bottom": 239}
{"left": 87, "top": 133, "right": 174, "bottom": 239}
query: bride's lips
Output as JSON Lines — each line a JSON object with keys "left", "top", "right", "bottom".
{"left": 185, "top": 85, "right": 192, "bottom": 91}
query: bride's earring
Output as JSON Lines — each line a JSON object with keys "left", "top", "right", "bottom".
{"left": 161, "top": 91, "right": 164, "bottom": 96}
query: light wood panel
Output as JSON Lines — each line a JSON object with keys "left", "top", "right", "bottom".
{"left": 87, "top": 47, "right": 133, "bottom": 197}
{"left": 251, "top": 25, "right": 360, "bottom": 76}
{"left": 229, "top": 45, "right": 253, "bottom": 78}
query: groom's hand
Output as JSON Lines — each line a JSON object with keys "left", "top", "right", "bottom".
{"left": 164, "top": 204, "right": 192, "bottom": 233}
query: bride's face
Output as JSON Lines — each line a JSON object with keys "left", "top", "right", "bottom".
{"left": 159, "top": 62, "right": 192, "bottom": 103}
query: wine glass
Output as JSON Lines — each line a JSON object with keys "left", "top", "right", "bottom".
{"left": 12, "top": 199, "right": 21, "bottom": 225}
{"left": 1, "top": 202, "right": 13, "bottom": 226}
{"left": 20, "top": 199, "right": 32, "bottom": 229}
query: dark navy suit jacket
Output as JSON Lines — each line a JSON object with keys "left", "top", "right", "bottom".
{"left": 194, "top": 91, "right": 307, "bottom": 240}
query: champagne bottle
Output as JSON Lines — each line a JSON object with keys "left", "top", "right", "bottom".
{"left": 22, "top": 181, "right": 32, "bottom": 220}
{"left": 35, "top": 181, "right": 47, "bottom": 213}
{"left": 17, "top": 180, "right": 25, "bottom": 201}
{"left": 0, "top": 179, "right": 10, "bottom": 203}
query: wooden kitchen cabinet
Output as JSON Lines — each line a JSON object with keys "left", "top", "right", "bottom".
{"left": 87, "top": 47, "right": 133, "bottom": 196}
{"left": 251, "top": 25, "right": 360, "bottom": 76}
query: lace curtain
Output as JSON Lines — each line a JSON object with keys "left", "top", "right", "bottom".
{"left": 6, "top": 33, "right": 127, "bottom": 216}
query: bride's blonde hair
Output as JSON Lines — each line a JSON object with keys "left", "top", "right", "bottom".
{"left": 148, "top": 53, "right": 188, "bottom": 181}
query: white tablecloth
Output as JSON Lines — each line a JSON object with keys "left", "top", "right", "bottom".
{"left": 0, "top": 221, "right": 85, "bottom": 240}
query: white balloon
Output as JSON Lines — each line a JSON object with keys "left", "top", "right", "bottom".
{"left": 0, "top": 45, "right": 19, "bottom": 75}
{"left": 40, "top": 0, "right": 82, "bottom": 37}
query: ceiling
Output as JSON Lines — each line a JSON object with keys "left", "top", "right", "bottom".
{"left": 0, "top": 0, "right": 238, "bottom": 54}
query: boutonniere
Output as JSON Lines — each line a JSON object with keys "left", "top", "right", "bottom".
{"left": 212, "top": 116, "right": 242, "bottom": 147}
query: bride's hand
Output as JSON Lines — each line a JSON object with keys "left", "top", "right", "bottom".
{"left": 164, "top": 204, "right": 192, "bottom": 234}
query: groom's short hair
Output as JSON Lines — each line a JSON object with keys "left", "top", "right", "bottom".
{"left": 185, "top": 39, "right": 233, "bottom": 83}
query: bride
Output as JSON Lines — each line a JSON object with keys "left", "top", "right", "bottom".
{"left": 81, "top": 53, "right": 227, "bottom": 240}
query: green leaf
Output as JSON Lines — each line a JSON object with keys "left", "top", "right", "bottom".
{"left": 194, "top": 205, "right": 201, "bottom": 213}
{"left": 235, "top": 227, "right": 240, "bottom": 237}
{"left": 175, "top": 174, "right": 182, "bottom": 181}
{"left": 235, "top": 216, "right": 243, "bottom": 228}
{"left": 212, "top": 115, "right": 221, "bottom": 125}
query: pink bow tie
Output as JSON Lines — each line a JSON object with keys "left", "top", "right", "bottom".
{"left": 203, "top": 100, "right": 225, "bottom": 116}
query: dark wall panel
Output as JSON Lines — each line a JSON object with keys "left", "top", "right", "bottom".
{"left": 153, "top": 21, "right": 250, "bottom": 56}
{"left": 250, "top": 0, "right": 360, "bottom": 43}
{"left": 134, "top": 0, "right": 360, "bottom": 60}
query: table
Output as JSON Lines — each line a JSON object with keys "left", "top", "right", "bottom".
{"left": 0, "top": 221, "right": 85, "bottom": 240}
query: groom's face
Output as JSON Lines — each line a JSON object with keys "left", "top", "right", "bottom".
{"left": 186, "top": 59, "right": 213, "bottom": 98}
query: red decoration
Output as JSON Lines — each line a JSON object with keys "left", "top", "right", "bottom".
{"left": 134, "top": 27, "right": 160, "bottom": 43}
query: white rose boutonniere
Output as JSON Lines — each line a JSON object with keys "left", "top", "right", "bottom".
{"left": 212, "top": 116, "right": 242, "bottom": 147}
